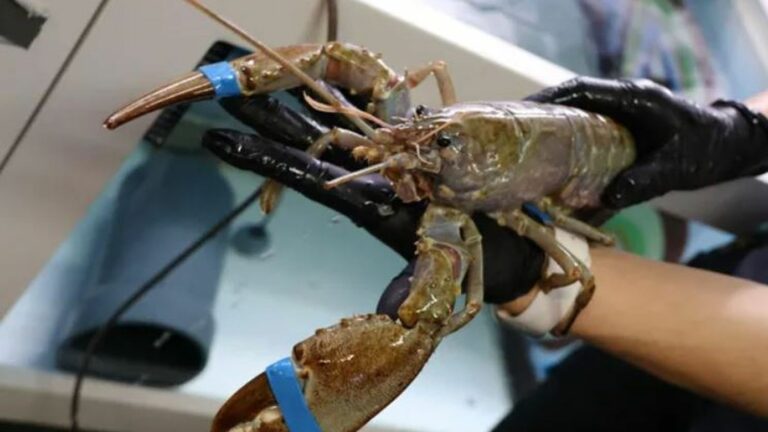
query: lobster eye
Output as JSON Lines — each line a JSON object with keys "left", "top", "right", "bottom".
{"left": 436, "top": 134, "right": 452, "bottom": 148}
{"left": 414, "top": 105, "right": 428, "bottom": 117}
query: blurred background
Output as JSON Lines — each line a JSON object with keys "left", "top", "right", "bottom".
{"left": 0, "top": 0, "right": 767, "bottom": 431}
{"left": 419, "top": 0, "right": 768, "bottom": 102}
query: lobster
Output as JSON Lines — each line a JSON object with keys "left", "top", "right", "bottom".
{"left": 103, "top": 1, "right": 635, "bottom": 430}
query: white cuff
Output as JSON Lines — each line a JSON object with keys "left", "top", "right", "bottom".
{"left": 495, "top": 228, "right": 590, "bottom": 337}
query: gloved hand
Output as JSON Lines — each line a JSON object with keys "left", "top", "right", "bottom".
{"left": 526, "top": 77, "right": 768, "bottom": 208}
{"left": 204, "top": 94, "right": 545, "bottom": 316}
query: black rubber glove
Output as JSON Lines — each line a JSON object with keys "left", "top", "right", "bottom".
{"left": 526, "top": 77, "right": 768, "bottom": 208}
{"left": 204, "top": 94, "right": 545, "bottom": 315}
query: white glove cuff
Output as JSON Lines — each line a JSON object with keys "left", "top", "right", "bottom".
{"left": 495, "top": 227, "right": 591, "bottom": 338}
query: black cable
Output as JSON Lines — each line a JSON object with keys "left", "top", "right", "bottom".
{"left": 69, "top": 185, "right": 262, "bottom": 432}
{"left": 0, "top": 0, "right": 110, "bottom": 176}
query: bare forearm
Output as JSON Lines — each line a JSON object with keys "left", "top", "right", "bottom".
{"left": 745, "top": 90, "right": 768, "bottom": 117}
{"left": 572, "top": 247, "right": 768, "bottom": 416}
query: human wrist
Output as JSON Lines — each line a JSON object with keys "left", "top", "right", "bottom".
{"left": 745, "top": 90, "right": 768, "bottom": 117}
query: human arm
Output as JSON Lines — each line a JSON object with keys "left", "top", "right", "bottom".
{"left": 571, "top": 247, "right": 768, "bottom": 416}
{"left": 490, "top": 238, "right": 768, "bottom": 418}
{"left": 746, "top": 90, "right": 768, "bottom": 116}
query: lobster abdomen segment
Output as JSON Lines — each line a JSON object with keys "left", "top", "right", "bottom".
{"left": 426, "top": 102, "right": 635, "bottom": 212}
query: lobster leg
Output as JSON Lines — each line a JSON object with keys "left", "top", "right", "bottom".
{"left": 440, "top": 211, "right": 483, "bottom": 336}
{"left": 398, "top": 205, "right": 483, "bottom": 336}
{"left": 405, "top": 61, "right": 457, "bottom": 106}
{"left": 494, "top": 209, "right": 582, "bottom": 289}
{"left": 537, "top": 198, "right": 614, "bottom": 246}
{"left": 495, "top": 208, "right": 596, "bottom": 334}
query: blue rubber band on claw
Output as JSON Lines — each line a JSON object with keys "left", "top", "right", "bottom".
{"left": 523, "top": 202, "right": 553, "bottom": 224}
{"left": 199, "top": 61, "right": 242, "bottom": 98}
{"left": 266, "top": 357, "right": 322, "bottom": 432}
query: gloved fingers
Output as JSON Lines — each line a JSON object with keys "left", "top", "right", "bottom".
{"left": 218, "top": 94, "right": 367, "bottom": 171}
{"left": 524, "top": 77, "right": 675, "bottom": 115}
{"left": 219, "top": 95, "right": 325, "bottom": 148}
{"left": 525, "top": 77, "right": 678, "bottom": 148}
{"left": 523, "top": 76, "right": 638, "bottom": 106}
{"left": 474, "top": 213, "right": 545, "bottom": 304}
{"left": 601, "top": 149, "right": 682, "bottom": 208}
{"left": 203, "top": 128, "right": 421, "bottom": 257}
{"left": 377, "top": 260, "right": 416, "bottom": 319}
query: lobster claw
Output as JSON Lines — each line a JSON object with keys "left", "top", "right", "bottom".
{"left": 104, "top": 71, "right": 216, "bottom": 129}
{"left": 103, "top": 44, "right": 332, "bottom": 130}
{"left": 211, "top": 373, "right": 284, "bottom": 432}
{"left": 210, "top": 314, "right": 438, "bottom": 432}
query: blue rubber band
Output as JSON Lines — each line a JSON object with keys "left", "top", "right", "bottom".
{"left": 523, "top": 202, "right": 553, "bottom": 224}
{"left": 198, "top": 61, "right": 242, "bottom": 98}
{"left": 266, "top": 357, "right": 322, "bottom": 432}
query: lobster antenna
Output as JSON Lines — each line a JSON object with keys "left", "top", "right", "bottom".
{"left": 324, "top": 159, "right": 395, "bottom": 189}
{"left": 184, "top": 0, "right": 377, "bottom": 138}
